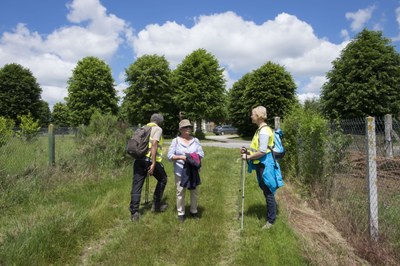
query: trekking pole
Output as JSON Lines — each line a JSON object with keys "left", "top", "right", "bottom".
{"left": 144, "top": 173, "right": 150, "bottom": 204}
{"left": 240, "top": 147, "right": 247, "bottom": 230}
{"left": 240, "top": 158, "right": 246, "bottom": 230}
{"left": 237, "top": 159, "right": 243, "bottom": 220}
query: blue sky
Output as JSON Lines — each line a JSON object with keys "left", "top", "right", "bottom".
{"left": 1, "top": 0, "right": 399, "bottom": 108}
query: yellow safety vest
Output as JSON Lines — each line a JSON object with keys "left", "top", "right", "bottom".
{"left": 145, "top": 122, "right": 164, "bottom": 162}
{"left": 249, "top": 125, "right": 274, "bottom": 164}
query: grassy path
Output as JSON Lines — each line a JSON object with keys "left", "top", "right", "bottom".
{"left": 0, "top": 147, "right": 307, "bottom": 265}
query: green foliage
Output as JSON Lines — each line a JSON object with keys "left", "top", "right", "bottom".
{"left": 17, "top": 113, "right": 41, "bottom": 141}
{"left": 321, "top": 29, "right": 400, "bottom": 119}
{"left": 51, "top": 102, "right": 70, "bottom": 127}
{"left": 0, "top": 63, "right": 43, "bottom": 123}
{"left": 227, "top": 73, "right": 253, "bottom": 135}
{"left": 0, "top": 116, "right": 14, "bottom": 147}
{"left": 38, "top": 100, "right": 51, "bottom": 126}
{"left": 281, "top": 105, "right": 329, "bottom": 189}
{"left": 76, "top": 111, "right": 131, "bottom": 168}
{"left": 66, "top": 56, "right": 118, "bottom": 126}
{"left": 228, "top": 61, "right": 297, "bottom": 137}
{"left": 122, "top": 54, "right": 178, "bottom": 136}
{"left": 194, "top": 129, "right": 206, "bottom": 140}
{"left": 173, "top": 49, "right": 227, "bottom": 127}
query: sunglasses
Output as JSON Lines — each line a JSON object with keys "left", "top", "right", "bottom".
{"left": 181, "top": 126, "right": 192, "bottom": 129}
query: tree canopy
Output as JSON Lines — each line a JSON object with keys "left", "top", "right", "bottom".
{"left": 321, "top": 29, "right": 400, "bottom": 119}
{"left": 0, "top": 63, "right": 43, "bottom": 123}
{"left": 173, "top": 49, "right": 227, "bottom": 128}
{"left": 51, "top": 102, "right": 70, "bottom": 127}
{"left": 228, "top": 61, "right": 297, "bottom": 136}
{"left": 66, "top": 56, "right": 118, "bottom": 126}
{"left": 122, "top": 54, "right": 178, "bottom": 135}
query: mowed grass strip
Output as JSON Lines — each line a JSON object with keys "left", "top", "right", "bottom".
{"left": 0, "top": 146, "right": 307, "bottom": 265}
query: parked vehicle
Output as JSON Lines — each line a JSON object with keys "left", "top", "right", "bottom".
{"left": 213, "top": 125, "right": 238, "bottom": 135}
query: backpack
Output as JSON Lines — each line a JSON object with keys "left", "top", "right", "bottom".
{"left": 270, "top": 128, "right": 285, "bottom": 159}
{"left": 126, "top": 125, "right": 152, "bottom": 158}
{"left": 259, "top": 125, "right": 285, "bottom": 160}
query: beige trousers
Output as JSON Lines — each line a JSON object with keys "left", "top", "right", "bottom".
{"left": 175, "top": 174, "right": 198, "bottom": 216}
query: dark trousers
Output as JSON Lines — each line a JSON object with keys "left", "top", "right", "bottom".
{"left": 130, "top": 159, "right": 168, "bottom": 214}
{"left": 255, "top": 163, "right": 276, "bottom": 224}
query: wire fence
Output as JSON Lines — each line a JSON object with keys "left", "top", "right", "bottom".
{"left": 318, "top": 115, "right": 400, "bottom": 261}
{"left": 0, "top": 127, "right": 78, "bottom": 178}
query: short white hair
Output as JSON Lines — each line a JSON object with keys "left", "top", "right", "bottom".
{"left": 252, "top": 106, "right": 267, "bottom": 120}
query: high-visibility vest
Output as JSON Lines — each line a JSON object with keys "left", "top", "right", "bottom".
{"left": 145, "top": 122, "right": 163, "bottom": 162}
{"left": 249, "top": 125, "right": 274, "bottom": 164}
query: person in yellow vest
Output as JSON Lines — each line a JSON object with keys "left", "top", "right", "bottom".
{"left": 241, "top": 106, "right": 284, "bottom": 229}
{"left": 130, "top": 113, "right": 168, "bottom": 221}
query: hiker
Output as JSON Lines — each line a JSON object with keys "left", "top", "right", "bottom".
{"left": 129, "top": 113, "right": 168, "bottom": 221}
{"left": 168, "top": 119, "right": 204, "bottom": 222}
{"left": 241, "top": 106, "right": 283, "bottom": 229}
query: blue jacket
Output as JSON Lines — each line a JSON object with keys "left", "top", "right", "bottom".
{"left": 248, "top": 152, "right": 284, "bottom": 195}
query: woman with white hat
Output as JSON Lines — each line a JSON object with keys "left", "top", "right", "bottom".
{"left": 167, "top": 119, "right": 204, "bottom": 222}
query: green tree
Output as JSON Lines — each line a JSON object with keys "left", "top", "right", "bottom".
{"left": 227, "top": 73, "right": 252, "bottom": 135}
{"left": 38, "top": 100, "right": 51, "bottom": 126}
{"left": 173, "top": 49, "right": 227, "bottom": 131}
{"left": 321, "top": 29, "right": 400, "bottom": 119}
{"left": 66, "top": 56, "right": 118, "bottom": 126}
{"left": 229, "top": 62, "right": 297, "bottom": 136}
{"left": 0, "top": 63, "right": 43, "bottom": 123}
{"left": 17, "top": 113, "right": 40, "bottom": 141}
{"left": 51, "top": 102, "right": 70, "bottom": 127}
{"left": 122, "top": 54, "right": 178, "bottom": 135}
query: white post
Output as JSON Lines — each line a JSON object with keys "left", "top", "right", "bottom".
{"left": 384, "top": 114, "right": 393, "bottom": 159}
{"left": 274, "top": 117, "right": 280, "bottom": 130}
{"left": 366, "top": 116, "right": 379, "bottom": 241}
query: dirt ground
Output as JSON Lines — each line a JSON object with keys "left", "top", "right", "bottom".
{"left": 278, "top": 184, "right": 370, "bottom": 266}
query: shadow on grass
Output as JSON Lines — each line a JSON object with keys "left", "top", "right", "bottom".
{"left": 246, "top": 203, "right": 281, "bottom": 220}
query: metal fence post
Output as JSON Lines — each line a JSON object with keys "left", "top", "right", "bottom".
{"left": 384, "top": 114, "right": 393, "bottom": 159}
{"left": 48, "top": 124, "right": 55, "bottom": 166}
{"left": 274, "top": 117, "right": 280, "bottom": 130}
{"left": 366, "top": 116, "right": 378, "bottom": 241}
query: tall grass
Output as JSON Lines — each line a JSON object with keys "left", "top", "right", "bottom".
{"left": 0, "top": 145, "right": 307, "bottom": 265}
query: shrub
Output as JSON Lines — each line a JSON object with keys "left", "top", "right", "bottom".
{"left": 17, "top": 113, "right": 41, "bottom": 141}
{"left": 194, "top": 130, "right": 205, "bottom": 140}
{"left": 76, "top": 111, "right": 131, "bottom": 169}
{"left": 0, "top": 116, "right": 14, "bottom": 147}
{"left": 281, "top": 106, "right": 329, "bottom": 189}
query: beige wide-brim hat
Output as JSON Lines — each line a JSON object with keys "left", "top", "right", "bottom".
{"left": 179, "top": 119, "right": 193, "bottom": 129}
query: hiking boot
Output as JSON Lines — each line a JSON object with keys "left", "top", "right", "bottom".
{"left": 178, "top": 215, "right": 186, "bottom": 223}
{"left": 190, "top": 212, "right": 199, "bottom": 219}
{"left": 262, "top": 222, "right": 273, "bottom": 230}
{"left": 151, "top": 203, "right": 168, "bottom": 212}
{"left": 131, "top": 212, "right": 140, "bottom": 222}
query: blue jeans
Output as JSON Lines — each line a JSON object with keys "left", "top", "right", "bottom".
{"left": 255, "top": 163, "right": 276, "bottom": 224}
{"left": 130, "top": 159, "right": 168, "bottom": 214}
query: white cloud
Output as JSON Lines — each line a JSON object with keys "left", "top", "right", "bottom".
{"left": 303, "top": 76, "right": 327, "bottom": 94}
{"left": 0, "top": 0, "right": 132, "bottom": 108}
{"left": 345, "top": 6, "right": 375, "bottom": 32}
{"left": 340, "top": 29, "right": 350, "bottom": 41}
{"left": 132, "top": 11, "right": 347, "bottom": 98}
{"left": 133, "top": 12, "right": 325, "bottom": 73}
{"left": 297, "top": 93, "right": 320, "bottom": 103}
{"left": 1, "top": 5, "right": 352, "bottom": 108}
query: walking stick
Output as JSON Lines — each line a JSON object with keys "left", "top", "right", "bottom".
{"left": 144, "top": 173, "right": 150, "bottom": 204}
{"left": 240, "top": 147, "right": 247, "bottom": 230}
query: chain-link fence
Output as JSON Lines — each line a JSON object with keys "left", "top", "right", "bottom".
{"left": 321, "top": 115, "right": 400, "bottom": 261}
